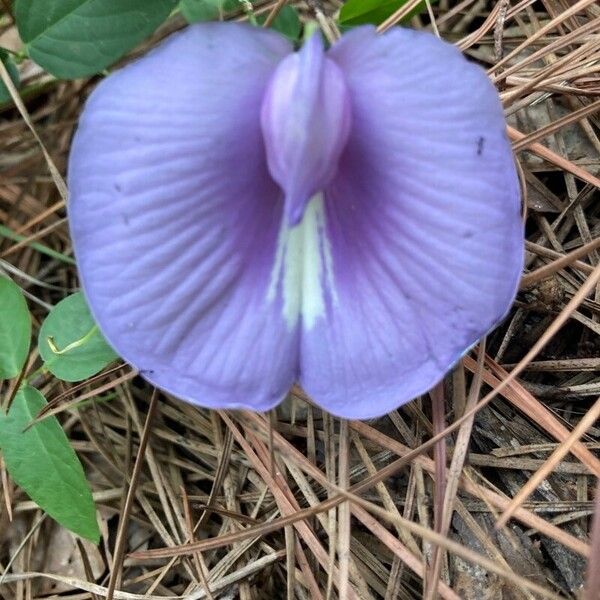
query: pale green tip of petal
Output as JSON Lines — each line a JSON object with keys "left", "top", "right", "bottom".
{"left": 302, "top": 20, "right": 321, "bottom": 43}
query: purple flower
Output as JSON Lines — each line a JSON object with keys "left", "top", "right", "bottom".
{"left": 68, "top": 24, "right": 523, "bottom": 419}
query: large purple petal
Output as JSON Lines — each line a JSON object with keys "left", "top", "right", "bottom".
{"left": 68, "top": 24, "right": 296, "bottom": 411}
{"left": 299, "top": 26, "right": 523, "bottom": 419}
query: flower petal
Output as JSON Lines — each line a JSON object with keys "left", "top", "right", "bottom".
{"left": 261, "top": 33, "right": 351, "bottom": 225}
{"left": 300, "top": 26, "right": 524, "bottom": 419}
{"left": 68, "top": 24, "right": 296, "bottom": 411}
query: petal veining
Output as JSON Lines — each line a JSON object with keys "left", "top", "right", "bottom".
{"left": 68, "top": 24, "right": 297, "bottom": 411}
{"left": 299, "top": 26, "right": 524, "bottom": 419}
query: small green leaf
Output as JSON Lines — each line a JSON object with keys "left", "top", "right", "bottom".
{"left": 339, "top": 0, "right": 437, "bottom": 26}
{"left": 14, "top": 0, "right": 178, "bottom": 79}
{"left": 0, "top": 386, "right": 99, "bottom": 542}
{"left": 257, "top": 5, "right": 301, "bottom": 41}
{"left": 180, "top": 0, "right": 240, "bottom": 22}
{"left": 39, "top": 292, "right": 118, "bottom": 382}
{"left": 0, "top": 49, "right": 20, "bottom": 104}
{"left": 0, "top": 277, "right": 31, "bottom": 380}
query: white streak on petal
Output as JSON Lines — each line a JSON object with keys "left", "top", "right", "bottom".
{"left": 268, "top": 193, "right": 334, "bottom": 330}
{"left": 318, "top": 204, "right": 338, "bottom": 308}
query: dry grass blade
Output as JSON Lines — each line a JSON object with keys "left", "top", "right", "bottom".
{"left": 496, "top": 395, "right": 600, "bottom": 528}
{"left": 512, "top": 99, "right": 600, "bottom": 151}
{"left": 26, "top": 367, "right": 136, "bottom": 428}
{"left": 181, "top": 486, "right": 214, "bottom": 600}
{"left": 475, "top": 356, "right": 600, "bottom": 476}
{"left": 426, "top": 383, "right": 448, "bottom": 599}
{"left": 508, "top": 126, "right": 600, "bottom": 189}
{"left": 489, "top": 0, "right": 600, "bottom": 74}
{"left": 426, "top": 342, "right": 486, "bottom": 600}
{"left": 521, "top": 236, "right": 600, "bottom": 289}
{"left": 76, "top": 538, "right": 101, "bottom": 600}
{"left": 262, "top": 0, "right": 287, "bottom": 27}
{"left": 584, "top": 483, "right": 600, "bottom": 600}
{"left": 195, "top": 424, "right": 233, "bottom": 531}
{"left": 351, "top": 506, "right": 461, "bottom": 600}
{"left": 323, "top": 410, "right": 337, "bottom": 600}
{"left": 106, "top": 391, "right": 158, "bottom": 600}
{"left": 338, "top": 489, "right": 565, "bottom": 600}
{"left": 2, "top": 0, "right": 599, "bottom": 596}
{"left": 351, "top": 420, "right": 591, "bottom": 558}
{"left": 132, "top": 386, "right": 593, "bottom": 566}
{"left": 337, "top": 419, "right": 350, "bottom": 600}
{"left": 1, "top": 551, "right": 286, "bottom": 600}
{"left": 218, "top": 412, "right": 360, "bottom": 600}
{"left": 128, "top": 496, "right": 337, "bottom": 559}
{"left": 0, "top": 513, "right": 46, "bottom": 587}
{"left": 0, "top": 53, "right": 67, "bottom": 200}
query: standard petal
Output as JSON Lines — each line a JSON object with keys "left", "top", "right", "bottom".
{"left": 300, "top": 26, "right": 523, "bottom": 419}
{"left": 68, "top": 24, "right": 296, "bottom": 411}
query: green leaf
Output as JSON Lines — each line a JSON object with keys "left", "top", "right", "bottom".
{"left": 0, "top": 49, "right": 20, "bottom": 104}
{"left": 0, "top": 386, "right": 99, "bottom": 542}
{"left": 14, "top": 0, "right": 178, "bottom": 79}
{"left": 257, "top": 5, "right": 301, "bottom": 41}
{"left": 181, "top": 0, "right": 301, "bottom": 40}
{"left": 339, "top": 0, "right": 436, "bottom": 26}
{"left": 0, "top": 277, "right": 31, "bottom": 380}
{"left": 180, "top": 0, "right": 240, "bottom": 22}
{"left": 39, "top": 292, "right": 118, "bottom": 382}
